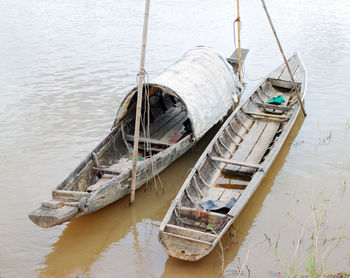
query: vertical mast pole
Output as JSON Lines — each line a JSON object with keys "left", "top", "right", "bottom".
{"left": 236, "top": 0, "right": 242, "bottom": 83}
{"left": 261, "top": 0, "right": 307, "bottom": 116}
{"left": 130, "top": 0, "right": 151, "bottom": 203}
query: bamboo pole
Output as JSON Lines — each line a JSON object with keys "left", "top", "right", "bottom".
{"left": 261, "top": 0, "right": 307, "bottom": 116}
{"left": 236, "top": 0, "right": 242, "bottom": 83}
{"left": 130, "top": 0, "right": 151, "bottom": 203}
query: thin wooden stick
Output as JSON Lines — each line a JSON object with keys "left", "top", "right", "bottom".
{"left": 261, "top": 0, "right": 307, "bottom": 116}
{"left": 236, "top": 0, "right": 242, "bottom": 82}
{"left": 130, "top": 0, "right": 151, "bottom": 203}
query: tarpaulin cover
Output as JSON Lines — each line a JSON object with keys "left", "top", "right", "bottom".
{"left": 115, "top": 46, "right": 242, "bottom": 139}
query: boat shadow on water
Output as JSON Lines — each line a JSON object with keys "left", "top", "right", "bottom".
{"left": 161, "top": 110, "right": 305, "bottom": 278}
{"left": 37, "top": 124, "right": 222, "bottom": 277}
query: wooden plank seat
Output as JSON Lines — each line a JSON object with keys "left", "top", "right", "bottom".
{"left": 87, "top": 158, "right": 133, "bottom": 192}
{"left": 52, "top": 190, "right": 90, "bottom": 202}
{"left": 210, "top": 156, "right": 260, "bottom": 169}
{"left": 126, "top": 135, "right": 172, "bottom": 148}
{"left": 244, "top": 111, "right": 290, "bottom": 120}
{"left": 255, "top": 102, "right": 293, "bottom": 112}
{"left": 227, "top": 48, "right": 249, "bottom": 74}
{"left": 164, "top": 224, "right": 217, "bottom": 243}
{"left": 255, "top": 86, "right": 291, "bottom": 114}
{"left": 216, "top": 177, "right": 249, "bottom": 189}
{"left": 96, "top": 167, "right": 121, "bottom": 175}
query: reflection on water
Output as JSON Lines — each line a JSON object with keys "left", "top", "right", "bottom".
{"left": 1, "top": 0, "right": 350, "bottom": 277}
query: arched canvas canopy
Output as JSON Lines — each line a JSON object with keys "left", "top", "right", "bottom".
{"left": 115, "top": 47, "right": 242, "bottom": 139}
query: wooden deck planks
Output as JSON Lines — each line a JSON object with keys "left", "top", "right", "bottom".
{"left": 223, "top": 90, "right": 290, "bottom": 176}
{"left": 238, "top": 92, "right": 290, "bottom": 174}
{"left": 293, "top": 67, "right": 303, "bottom": 84}
{"left": 160, "top": 119, "right": 186, "bottom": 142}
{"left": 279, "top": 56, "right": 299, "bottom": 81}
{"left": 219, "top": 189, "right": 241, "bottom": 204}
{"left": 201, "top": 187, "right": 225, "bottom": 202}
{"left": 223, "top": 120, "right": 267, "bottom": 174}
{"left": 146, "top": 104, "right": 183, "bottom": 136}
{"left": 152, "top": 110, "right": 187, "bottom": 140}
{"left": 239, "top": 121, "right": 280, "bottom": 174}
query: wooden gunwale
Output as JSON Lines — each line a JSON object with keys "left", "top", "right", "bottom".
{"left": 159, "top": 53, "right": 307, "bottom": 261}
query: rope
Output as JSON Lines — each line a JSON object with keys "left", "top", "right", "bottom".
{"left": 136, "top": 71, "right": 165, "bottom": 196}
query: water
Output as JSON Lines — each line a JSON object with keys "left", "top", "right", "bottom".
{"left": 1, "top": 0, "right": 350, "bottom": 277}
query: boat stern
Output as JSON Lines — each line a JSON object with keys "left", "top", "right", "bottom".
{"left": 158, "top": 229, "right": 214, "bottom": 261}
{"left": 28, "top": 201, "right": 79, "bottom": 228}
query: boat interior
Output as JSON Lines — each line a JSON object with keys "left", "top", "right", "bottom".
{"left": 121, "top": 86, "right": 192, "bottom": 156}
{"left": 164, "top": 57, "right": 304, "bottom": 244}
{"left": 54, "top": 86, "right": 191, "bottom": 197}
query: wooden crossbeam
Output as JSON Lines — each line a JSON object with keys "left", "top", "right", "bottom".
{"left": 210, "top": 156, "right": 260, "bottom": 169}
{"left": 126, "top": 135, "right": 172, "bottom": 147}
{"left": 245, "top": 111, "right": 290, "bottom": 120}
{"left": 96, "top": 167, "right": 121, "bottom": 176}
{"left": 165, "top": 224, "right": 217, "bottom": 241}
{"left": 161, "top": 231, "right": 212, "bottom": 245}
{"left": 255, "top": 102, "right": 292, "bottom": 111}
{"left": 52, "top": 190, "right": 90, "bottom": 202}
{"left": 267, "top": 78, "right": 301, "bottom": 90}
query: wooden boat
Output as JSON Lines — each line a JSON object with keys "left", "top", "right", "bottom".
{"left": 158, "top": 53, "right": 307, "bottom": 261}
{"left": 29, "top": 47, "right": 243, "bottom": 228}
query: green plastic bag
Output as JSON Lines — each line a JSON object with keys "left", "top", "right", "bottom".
{"left": 268, "top": 95, "right": 285, "bottom": 105}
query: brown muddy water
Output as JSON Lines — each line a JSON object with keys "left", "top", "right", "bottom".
{"left": 1, "top": 0, "right": 350, "bottom": 277}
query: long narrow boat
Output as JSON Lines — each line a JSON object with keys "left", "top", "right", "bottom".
{"left": 158, "top": 53, "right": 307, "bottom": 261}
{"left": 29, "top": 47, "right": 243, "bottom": 228}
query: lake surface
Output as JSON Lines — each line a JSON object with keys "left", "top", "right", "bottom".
{"left": 1, "top": 0, "right": 350, "bottom": 277}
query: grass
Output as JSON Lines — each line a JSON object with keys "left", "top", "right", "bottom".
{"left": 304, "top": 250, "right": 325, "bottom": 278}
{"left": 223, "top": 121, "right": 350, "bottom": 277}
{"left": 228, "top": 188, "right": 349, "bottom": 278}
{"left": 281, "top": 187, "right": 350, "bottom": 278}
{"left": 345, "top": 120, "right": 350, "bottom": 129}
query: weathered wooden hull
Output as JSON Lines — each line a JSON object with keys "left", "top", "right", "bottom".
{"left": 159, "top": 53, "right": 307, "bottom": 261}
{"left": 29, "top": 133, "right": 194, "bottom": 228}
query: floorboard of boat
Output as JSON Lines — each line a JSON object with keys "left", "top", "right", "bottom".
{"left": 152, "top": 110, "right": 187, "bottom": 140}
{"left": 219, "top": 189, "right": 241, "bottom": 203}
{"left": 140, "top": 103, "right": 184, "bottom": 138}
{"left": 239, "top": 121, "right": 280, "bottom": 174}
{"left": 201, "top": 187, "right": 225, "bottom": 203}
{"left": 224, "top": 120, "right": 267, "bottom": 174}
{"left": 224, "top": 91, "right": 290, "bottom": 176}
{"left": 242, "top": 93, "right": 290, "bottom": 173}
{"left": 159, "top": 114, "right": 187, "bottom": 142}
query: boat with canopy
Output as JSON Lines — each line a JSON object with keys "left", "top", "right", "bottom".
{"left": 29, "top": 46, "right": 242, "bottom": 228}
